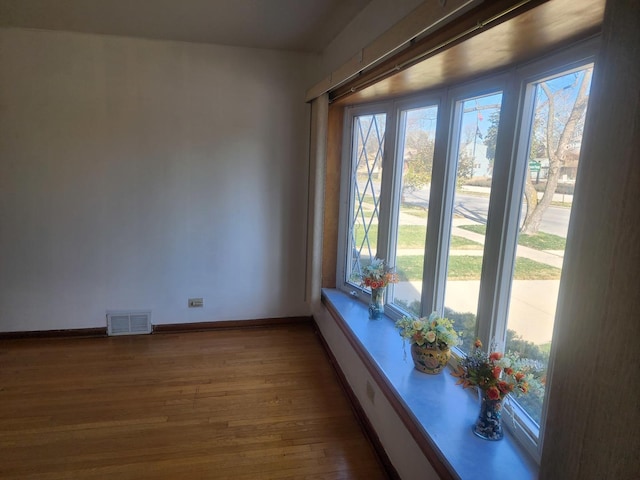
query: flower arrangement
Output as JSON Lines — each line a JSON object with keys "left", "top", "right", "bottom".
{"left": 360, "top": 258, "right": 398, "bottom": 289}
{"left": 395, "top": 312, "right": 460, "bottom": 350}
{"left": 452, "top": 339, "right": 530, "bottom": 401}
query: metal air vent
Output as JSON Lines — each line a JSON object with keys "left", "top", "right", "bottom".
{"left": 106, "top": 311, "right": 152, "bottom": 336}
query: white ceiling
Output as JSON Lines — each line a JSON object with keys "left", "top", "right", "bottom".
{"left": 0, "top": 0, "right": 373, "bottom": 53}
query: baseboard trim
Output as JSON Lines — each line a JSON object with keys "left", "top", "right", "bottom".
{"left": 153, "top": 316, "right": 313, "bottom": 333}
{"left": 0, "top": 317, "right": 313, "bottom": 340}
{"left": 312, "top": 317, "right": 400, "bottom": 480}
{"left": 0, "top": 327, "right": 107, "bottom": 340}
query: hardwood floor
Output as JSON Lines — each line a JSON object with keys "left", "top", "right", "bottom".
{"left": 0, "top": 324, "right": 389, "bottom": 479}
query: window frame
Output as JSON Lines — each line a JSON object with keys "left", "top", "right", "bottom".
{"left": 336, "top": 102, "right": 393, "bottom": 303}
{"left": 335, "top": 38, "right": 599, "bottom": 462}
{"left": 386, "top": 94, "right": 443, "bottom": 316}
{"left": 503, "top": 44, "right": 599, "bottom": 457}
{"left": 437, "top": 76, "right": 511, "bottom": 347}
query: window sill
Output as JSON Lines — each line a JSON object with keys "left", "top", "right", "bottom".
{"left": 321, "top": 288, "right": 538, "bottom": 480}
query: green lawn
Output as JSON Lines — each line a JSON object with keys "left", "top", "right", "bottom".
{"left": 354, "top": 224, "right": 482, "bottom": 250}
{"left": 450, "top": 236, "right": 482, "bottom": 250}
{"left": 400, "top": 204, "right": 429, "bottom": 218}
{"left": 396, "top": 255, "right": 561, "bottom": 281}
{"left": 458, "top": 224, "right": 566, "bottom": 250}
{"left": 518, "top": 232, "right": 566, "bottom": 250}
{"left": 512, "top": 258, "right": 562, "bottom": 280}
{"left": 456, "top": 224, "right": 487, "bottom": 235}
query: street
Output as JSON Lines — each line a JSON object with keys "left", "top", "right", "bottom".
{"left": 404, "top": 186, "right": 571, "bottom": 237}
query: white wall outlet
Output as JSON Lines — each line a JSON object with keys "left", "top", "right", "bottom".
{"left": 188, "top": 298, "right": 204, "bottom": 308}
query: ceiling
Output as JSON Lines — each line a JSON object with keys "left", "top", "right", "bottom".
{"left": 0, "top": 0, "right": 372, "bottom": 53}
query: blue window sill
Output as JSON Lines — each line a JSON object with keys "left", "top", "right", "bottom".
{"left": 322, "top": 288, "right": 538, "bottom": 480}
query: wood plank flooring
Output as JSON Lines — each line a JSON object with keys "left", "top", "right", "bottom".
{"left": 0, "top": 324, "right": 388, "bottom": 479}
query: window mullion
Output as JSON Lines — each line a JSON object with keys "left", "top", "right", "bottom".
{"left": 422, "top": 96, "right": 454, "bottom": 317}
{"left": 384, "top": 108, "right": 406, "bottom": 308}
{"left": 375, "top": 108, "right": 397, "bottom": 263}
{"left": 475, "top": 74, "right": 522, "bottom": 350}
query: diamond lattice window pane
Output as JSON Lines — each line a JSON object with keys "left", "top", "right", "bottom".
{"left": 348, "top": 113, "right": 386, "bottom": 287}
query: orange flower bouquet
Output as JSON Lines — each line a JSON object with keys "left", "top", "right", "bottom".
{"left": 360, "top": 258, "right": 398, "bottom": 318}
{"left": 452, "top": 339, "right": 530, "bottom": 440}
{"left": 452, "top": 339, "right": 530, "bottom": 400}
{"left": 360, "top": 257, "right": 398, "bottom": 290}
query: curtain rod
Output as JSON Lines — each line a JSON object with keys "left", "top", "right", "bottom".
{"left": 330, "top": 0, "right": 536, "bottom": 104}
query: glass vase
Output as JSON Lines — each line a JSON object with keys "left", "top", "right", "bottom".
{"left": 472, "top": 390, "right": 504, "bottom": 440}
{"left": 368, "top": 287, "right": 385, "bottom": 319}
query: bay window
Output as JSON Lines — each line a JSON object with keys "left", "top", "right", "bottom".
{"left": 335, "top": 41, "right": 595, "bottom": 460}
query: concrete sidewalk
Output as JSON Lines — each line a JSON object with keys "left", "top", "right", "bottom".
{"left": 394, "top": 216, "right": 565, "bottom": 269}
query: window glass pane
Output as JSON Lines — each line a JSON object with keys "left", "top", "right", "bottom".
{"left": 347, "top": 113, "right": 386, "bottom": 287}
{"left": 445, "top": 93, "right": 503, "bottom": 353}
{"left": 391, "top": 106, "right": 438, "bottom": 316}
{"left": 505, "top": 66, "right": 593, "bottom": 425}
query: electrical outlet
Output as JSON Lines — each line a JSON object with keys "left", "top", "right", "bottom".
{"left": 188, "top": 298, "right": 204, "bottom": 308}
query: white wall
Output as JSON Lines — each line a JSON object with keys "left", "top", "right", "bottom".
{"left": 0, "top": 28, "right": 312, "bottom": 332}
